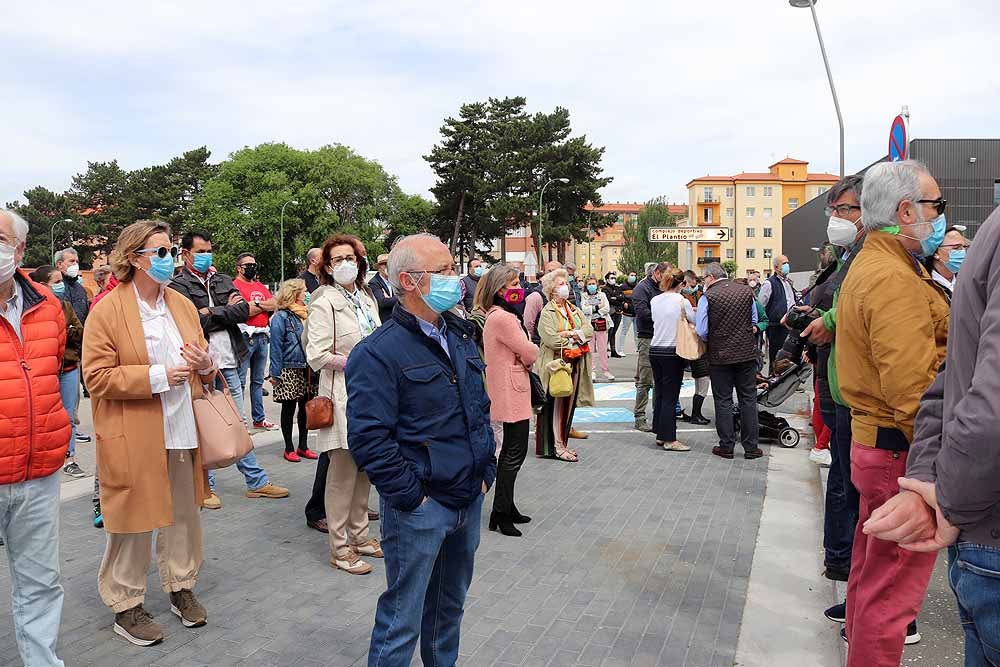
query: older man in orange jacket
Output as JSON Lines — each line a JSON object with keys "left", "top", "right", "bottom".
{"left": 0, "top": 209, "right": 72, "bottom": 667}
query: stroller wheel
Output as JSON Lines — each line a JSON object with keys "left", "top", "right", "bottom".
{"left": 778, "top": 428, "right": 800, "bottom": 448}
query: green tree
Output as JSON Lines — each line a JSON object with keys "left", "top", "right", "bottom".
{"left": 721, "top": 260, "right": 739, "bottom": 277}
{"left": 9, "top": 186, "right": 75, "bottom": 268}
{"left": 618, "top": 197, "right": 682, "bottom": 274}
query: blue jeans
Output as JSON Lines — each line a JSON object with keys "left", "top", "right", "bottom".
{"left": 948, "top": 543, "right": 1000, "bottom": 666}
{"left": 207, "top": 367, "right": 269, "bottom": 492}
{"left": 0, "top": 472, "right": 65, "bottom": 667}
{"left": 58, "top": 368, "right": 79, "bottom": 457}
{"left": 369, "top": 493, "right": 484, "bottom": 667}
{"left": 237, "top": 333, "right": 269, "bottom": 425}
{"left": 822, "top": 405, "right": 856, "bottom": 569}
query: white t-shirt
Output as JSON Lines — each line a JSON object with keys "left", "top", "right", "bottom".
{"left": 650, "top": 292, "right": 695, "bottom": 348}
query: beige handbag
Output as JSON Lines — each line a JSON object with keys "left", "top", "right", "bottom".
{"left": 676, "top": 308, "right": 706, "bottom": 361}
{"left": 192, "top": 374, "right": 255, "bottom": 470}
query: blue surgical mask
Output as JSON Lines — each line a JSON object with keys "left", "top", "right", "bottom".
{"left": 473, "top": 266, "right": 484, "bottom": 278}
{"left": 51, "top": 282, "right": 66, "bottom": 296}
{"left": 945, "top": 248, "right": 965, "bottom": 274}
{"left": 304, "top": 291, "right": 312, "bottom": 306}
{"left": 192, "top": 252, "right": 213, "bottom": 273}
{"left": 781, "top": 262, "right": 791, "bottom": 275}
{"left": 148, "top": 254, "right": 176, "bottom": 284}
{"left": 586, "top": 284, "right": 597, "bottom": 294}
{"left": 920, "top": 214, "right": 947, "bottom": 258}
{"left": 417, "top": 273, "right": 462, "bottom": 314}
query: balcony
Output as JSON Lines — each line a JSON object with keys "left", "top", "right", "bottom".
{"left": 698, "top": 196, "right": 721, "bottom": 205}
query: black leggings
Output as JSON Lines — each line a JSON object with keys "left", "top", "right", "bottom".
{"left": 280, "top": 398, "right": 308, "bottom": 453}
{"left": 494, "top": 420, "right": 530, "bottom": 514}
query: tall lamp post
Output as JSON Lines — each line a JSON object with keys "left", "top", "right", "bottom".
{"left": 537, "top": 177, "right": 570, "bottom": 266}
{"left": 790, "top": 0, "right": 845, "bottom": 178}
{"left": 50, "top": 218, "right": 72, "bottom": 262}
{"left": 279, "top": 199, "right": 299, "bottom": 282}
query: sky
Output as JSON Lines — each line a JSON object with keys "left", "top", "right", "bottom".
{"left": 4, "top": 0, "right": 998, "bottom": 209}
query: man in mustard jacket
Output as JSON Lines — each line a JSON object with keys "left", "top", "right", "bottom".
{"left": 835, "top": 160, "right": 950, "bottom": 666}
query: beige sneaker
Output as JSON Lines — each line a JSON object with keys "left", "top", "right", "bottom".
{"left": 331, "top": 547, "right": 373, "bottom": 575}
{"left": 354, "top": 538, "right": 384, "bottom": 558}
{"left": 169, "top": 589, "right": 207, "bottom": 628}
{"left": 113, "top": 604, "right": 164, "bottom": 646}
{"left": 203, "top": 492, "right": 222, "bottom": 510}
{"left": 245, "top": 482, "right": 289, "bottom": 499}
{"left": 662, "top": 441, "right": 691, "bottom": 452}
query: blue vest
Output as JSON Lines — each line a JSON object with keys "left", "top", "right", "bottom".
{"left": 765, "top": 274, "right": 789, "bottom": 326}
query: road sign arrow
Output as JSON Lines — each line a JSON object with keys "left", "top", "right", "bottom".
{"left": 716, "top": 229, "right": 726, "bottom": 239}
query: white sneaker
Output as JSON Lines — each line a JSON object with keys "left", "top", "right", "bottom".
{"left": 809, "top": 447, "right": 832, "bottom": 467}
{"left": 605, "top": 373, "right": 616, "bottom": 381}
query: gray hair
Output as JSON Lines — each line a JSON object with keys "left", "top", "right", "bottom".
{"left": 826, "top": 174, "right": 864, "bottom": 206}
{"left": 387, "top": 233, "right": 442, "bottom": 290}
{"left": 861, "top": 160, "right": 928, "bottom": 232}
{"left": 646, "top": 261, "right": 671, "bottom": 277}
{"left": 0, "top": 209, "right": 29, "bottom": 244}
{"left": 703, "top": 262, "right": 728, "bottom": 280}
{"left": 54, "top": 247, "right": 79, "bottom": 265}
{"left": 541, "top": 268, "right": 569, "bottom": 300}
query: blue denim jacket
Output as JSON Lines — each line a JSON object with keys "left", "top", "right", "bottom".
{"left": 268, "top": 309, "right": 306, "bottom": 378}
{"left": 346, "top": 305, "right": 497, "bottom": 512}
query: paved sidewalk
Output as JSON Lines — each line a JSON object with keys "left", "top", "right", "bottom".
{"left": 1, "top": 352, "right": 846, "bottom": 666}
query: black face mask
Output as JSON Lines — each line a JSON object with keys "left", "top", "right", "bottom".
{"left": 242, "top": 265, "right": 258, "bottom": 281}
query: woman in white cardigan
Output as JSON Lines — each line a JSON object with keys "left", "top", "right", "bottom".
{"left": 305, "top": 235, "right": 382, "bottom": 575}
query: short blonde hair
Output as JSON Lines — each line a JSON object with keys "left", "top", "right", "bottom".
{"left": 541, "top": 268, "right": 568, "bottom": 300}
{"left": 109, "top": 220, "right": 172, "bottom": 282}
{"left": 275, "top": 278, "right": 306, "bottom": 309}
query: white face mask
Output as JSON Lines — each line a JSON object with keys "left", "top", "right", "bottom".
{"left": 65, "top": 263, "right": 80, "bottom": 279}
{"left": 555, "top": 284, "right": 570, "bottom": 299}
{"left": 607, "top": 277, "right": 617, "bottom": 286}
{"left": 0, "top": 243, "right": 16, "bottom": 284}
{"left": 827, "top": 215, "right": 860, "bottom": 248}
{"left": 332, "top": 260, "right": 359, "bottom": 286}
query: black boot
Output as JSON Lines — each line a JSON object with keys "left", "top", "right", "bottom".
{"left": 489, "top": 511, "right": 522, "bottom": 537}
{"left": 510, "top": 503, "right": 532, "bottom": 524}
{"left": 690, "top": 395, "right": 711, "bottom": 425}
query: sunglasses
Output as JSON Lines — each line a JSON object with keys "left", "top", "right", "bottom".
{"left": 136, "top": 246, "right": 178, "bottom": 259}
{"left": 917, "top": 198, "right": 947, "bottom": 216}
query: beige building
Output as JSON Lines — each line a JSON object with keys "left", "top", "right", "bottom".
{"left": 685, "top": 158, "right": 838, "bottom": 276}
{"left": 574, "top": 202, "right": 687, "bottom": 278}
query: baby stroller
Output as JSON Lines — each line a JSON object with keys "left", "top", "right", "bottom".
{"left": 733, "top": 360, "right": 812, "bottom": 448}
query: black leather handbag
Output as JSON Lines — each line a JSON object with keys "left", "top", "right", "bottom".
{"left": 529, "top": 370, "right": 546, "bottom": 408}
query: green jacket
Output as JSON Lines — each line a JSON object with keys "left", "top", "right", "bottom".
{"left": 754, "top": 301, "right": 769, "bottom": 334}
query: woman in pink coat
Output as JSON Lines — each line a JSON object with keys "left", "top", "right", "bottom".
{"left": 475, "top": 263, "right": 539, "bottom": 538}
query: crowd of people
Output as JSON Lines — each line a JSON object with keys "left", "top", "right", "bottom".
{"left": 0, "top": 155, "right": 996, "bottom": 667}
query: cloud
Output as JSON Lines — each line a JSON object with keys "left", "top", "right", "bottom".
{"left": 4, "top": 0, "right": 998, "bottom": 209}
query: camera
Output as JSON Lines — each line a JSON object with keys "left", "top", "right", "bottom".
{"left": 784, "top": 306, "right": 819, "bottom": 333}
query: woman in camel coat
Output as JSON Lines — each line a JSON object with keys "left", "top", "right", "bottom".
{"left": 304, "top": 234, "right": 382, "bottom": 575}
{"left": 83, "top": 220, "right": 215, "bottom": 647}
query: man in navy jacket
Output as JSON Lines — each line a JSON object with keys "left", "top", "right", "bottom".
{"left": 346, "top": 233, "right": 496, "bottom": 667}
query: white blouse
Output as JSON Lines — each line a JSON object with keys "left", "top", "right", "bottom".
{"left": 650, "top": 291, "right": 696, "bottom": 348}
{"left": 136, "top": 284, "right": 199, "bottom": 450}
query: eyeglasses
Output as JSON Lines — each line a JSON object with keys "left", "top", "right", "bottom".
{"left": 329, "top": 254, "right": 357, "bottom": 264}
{"left": 136, "top": 246, "right": 178, "bottom": 259}
{"left": 938, "top": 242, "right": 970, "bottom": 251}
{"left": 917, "top": 198, "right": 947, "bottom": 215}
{"left": 239, "top": 263, "right": 257, "bottom": 271}
{"left": 824, "top": 204, "right": 861, "bottom": 217}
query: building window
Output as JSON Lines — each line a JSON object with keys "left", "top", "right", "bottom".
{"left": 746, "top": 227, "right": 756, "bottom": 238}
{"left": 788, "top": 197, "right": 799, "bottom": 209}
{"left": 745, "top": 207, "right": 755, "bottom": 218}
{"left": 703, "top": 187, "right": 714, "bottom": 201}
{"left": 763, "top": 186, "right": 773, "bottom": 197}
{"left": 763, "top": 248, "right": 773, "bottom": 259}
{"left": 725, "top": 187, "right": 735, "bottom": 197}
{"left": 704, "top": 248, "right": 715, "bottom": 258}
{"left": 763, "top": 227, "right": 773, "bottom": 238}
{"left": 817, "top": 186, "right": 829, "bottom": 195}
{"left": 746, "top": 248, "right": 756, "bottom": 259}
{"left": 726, "top": 248, "right": 735, "bottom": 259}
{"left": 763, "top": 207, "right": 773, "bottom": 218}
{"left": 726, "top": 207, "right": 734, "bottom": 218}
{"left": 510, "top": 227, "right": 526, "bottom": 238}
{"left": 745, "top": 186, "right": 756, "bottom": 197}
{"left": 703, "top": 208, "right": 713, "bottom": 223}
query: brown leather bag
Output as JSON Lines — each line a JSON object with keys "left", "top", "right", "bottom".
{"left": 193, "top": 374, "right": 255, "bottom": 469}
{"left": 304, "top": 303, "right": 336, "bottom": 430}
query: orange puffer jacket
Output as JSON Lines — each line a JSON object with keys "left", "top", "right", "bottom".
{"left": 0, "top": 271, "right": 72, "bottom": 483}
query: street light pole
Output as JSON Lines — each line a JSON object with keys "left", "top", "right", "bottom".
{"left": 50, "top": 218, "right": 72, "bottom": 262}
{"left": 790, "top": 0, "right": 845, "bottom": 177}
{"left": 537, "top": 177, "right": 569, "bottom": 266}
{"left": 279, "top": 199, "right": 299, "bottom": 283}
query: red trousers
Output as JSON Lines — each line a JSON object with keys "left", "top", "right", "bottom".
{"left": 812, "top": 377, "right": 830, "bottom": 449}
{"left": 845, "top": 444, "right": 937, "bottom": 667}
